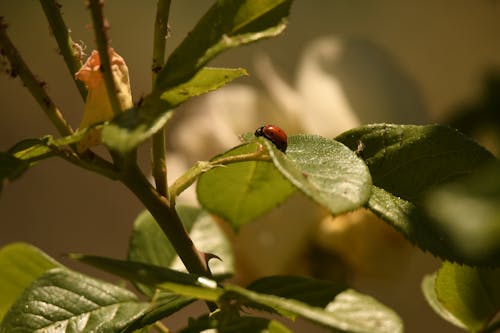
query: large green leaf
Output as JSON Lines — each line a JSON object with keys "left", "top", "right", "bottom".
{"left": 0, "top": 243, "right": 60, "bottom": 322}
{"left": 197, "top": 142, "right": 297, "bottom": 229}
{"left": 433, "top": 262, "right": 500, "bottom": 332}
{"left": 424, "top": 162, "right": 500, "bottom": 264}
{"left": 102, "top": 68, "right": 247, "bottom": 154}
{"left": 154, "top": 0, "right": 292, "bottom": 92}
{"left": 71, "top": 254, "right": 223, "bottom": 302}
{"left": 336, "top": 124, "right": 495, "bottom": 202}
{"left": 227, "top": 286, "right": 403, "bottom": 333}
{"left": 265, "top": 134, "right": 372, "bottom": 215}
{"left": 0, "top": 268, "right": 148, "bottom": 333}
{"left": 247, "top": 275, "right": 346, "bottom": 308}
{"left": 179, "top": 314, "right": 292, "bottom": 333}
{"left": 337, "top": 124, "right": 498, "bottom": 265}
{"left": 128, "top": 206, "right": 234, "bottom": 295}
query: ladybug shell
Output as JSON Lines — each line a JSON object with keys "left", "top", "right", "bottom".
{"left": 254, "top": 125, "right": 288, "bottom": 153}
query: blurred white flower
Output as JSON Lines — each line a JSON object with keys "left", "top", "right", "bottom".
{"left": 168, "top": 36, "right": 425, "bottom": 281}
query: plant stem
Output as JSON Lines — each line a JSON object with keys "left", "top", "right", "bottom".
{"left": 151, "top": 0, "right": 172, "bottom": 197}
{"left": 39, "top": 0, "right": 87, "bottom": 100}
{"left": 0, "top": 18, "right": 74, "bottom": 137}
{"left": 168, "top": 148, "right": 270, "bottom": 203}
{"left": 87, "top": 0, "right": 122, "bottom": 117}
{"left": 121, "top": 165, "right": 212, "bottom": 278}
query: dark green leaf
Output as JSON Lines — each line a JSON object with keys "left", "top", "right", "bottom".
{"left": 247, "top": 275, "right": 346, "bottom": 308}
{"left": 121, "top": 292, "right": 194, "bottom": 333}
{"left": 424, "top": 162, "right": 500, "bottom": 264}
{"left": 0, "top": 128, "right": 101, "bottom": 190}
{"left": 154, "top": 0, "right": 292, "bottom": 92}
{"left": 266, "top": 134, "right": 372, "bottom": 215}
{"left": 336, "top": 124, "right": 495, "bottom": 202}
{"left": 160, "top": 67, "right": 248, "bottom": 107}
{"left": 226, "top": 286, "right": 403, "bottom": 333}
{"left": 0, "top": 268, "right": 148, "bottom": 333}
{"left": 434, "top": 262, "right": 500, "bottom": 332}
{"left": 179, "top": 314, "right": 292, "bottom": 333}
{"left": 71, "top": 254, "right": 222, "bottom": 302}
{"left": 0, "top": 243, "right": 60, "bottom": 321}
{"left": 128, "top": 206, "right": 234, "bottom": 295}
{"left": 197, "top": 142, "right": 297, "bottom": 229}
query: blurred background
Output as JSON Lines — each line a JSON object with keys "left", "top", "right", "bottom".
{"left": 1, "top": 1, "right": 500, "bottom": 332}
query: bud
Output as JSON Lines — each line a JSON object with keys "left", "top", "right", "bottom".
{"left": 75, "top": 48, "right": 132, "bottom": 152}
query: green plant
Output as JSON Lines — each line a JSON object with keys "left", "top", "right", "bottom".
{"left": 1, "top": 1, "right": 499, "bottom": 332}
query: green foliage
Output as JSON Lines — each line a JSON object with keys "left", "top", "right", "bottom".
{"left": 1, "top": 0, "right": 499, "bottom": 332}
{"left": 0, "top": 243, "right": 60, "bottom": 321}
{"left": 0, "top": 268, "right": 148, "bottom": 333}
{"left": 197, "top": 142, "right": 297, "bottom": 229}
{"left": 128, "top": 205, "right": 234, "bottom": 294}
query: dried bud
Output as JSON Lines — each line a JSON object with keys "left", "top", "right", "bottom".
{"left": 75, "top": 47, "right": 132, "bottom": 152}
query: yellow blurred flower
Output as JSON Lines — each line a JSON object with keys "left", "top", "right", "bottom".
{"left": 75, "top": 48, "right": 133, "bottom": 152}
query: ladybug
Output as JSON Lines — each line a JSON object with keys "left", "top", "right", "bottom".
{"left": 254, "top": 124, "right": 288, "bottom": 153}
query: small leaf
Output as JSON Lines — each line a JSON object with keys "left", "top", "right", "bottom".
{"left": 0, "top": 243, "right": 60, "bottom": 321}
{"left": 421, "top": 274, "right": 466, "bottom": 330}
{"left": 71, "top": 254, "right": 223, "bottom": 302}
{"left": 128, "top": 206, "right": 234, "bottom": 295}
{"left": 336, "top": 124, "right": 495, "bottom": 202}
{"left": 434, "top": 262, "right": 500, "bottom": 332}
{"left": 0, "top": 131, "right": 93, "bottom": 190}
{"left": 197, "top": 142, "right": 297, "bottom": 229}
{"left": 266, "top": 134, "right": 372, "bottom": 215}
{"left": 226, "top": 286, "right": 403, "bottom": 333}
{"left": 0, "top": 268, "right": 148, "bottom": 333}
{"left": 179, "top": 314, "right": 292, "bottom": 333}
{"left": 247, "top": 275, "right": 346, "bottom": 308}
{"left": 160, "top": 67, "right": 248, "bottom": 107}
{"left": 154, "top": 0, "right": 292, "bottom": 92}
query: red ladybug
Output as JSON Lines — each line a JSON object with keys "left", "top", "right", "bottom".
{"left": 255, "top": 124, "right": 288, "bottom": 153}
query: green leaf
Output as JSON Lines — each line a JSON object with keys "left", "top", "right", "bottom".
{"left": 102, "top": 67, "right": 247, "bottom": 154}
{"left": 0, "top": 152, "right": 29, "bottom": 191}
{"left": 179, "top": 314, "right": 292, "bottom": 333}
{"left": 266, "top": 134, "right": 372, "bottom": 215}
{"left": 121, "top": 292, "right": 194, "bottom": 333}
{"left": 71, "top": 254, "right": 223, "bottom": 302}
{"left": 154, "top": 0, "right": 292, "bottom": 92}
{"left": 0, "top": 243, "right": 60, "bottom": 322}
{"left": 226, "top": 286, "right": 403, "bottom": 333}
{"left": 0, "top": 268, "right": 148, "bottom": 333}
{"left": 160, "top": 67, "right": 248, "bottom": 107}
{"left": 128, "top": 206, "right": 234, "bottom": 295}
{"left": 421, "top": 274, "right": 466, "bottom": 330}
{"left": 336, "top": 124, "right": 495, "bottom": 202}
{"left": 424, "top": 162, "right": 500, "bottom": 264}
{"left": 197, "top": 142, "right": 297, "bottom": 229}
{"left": 433, "top": 262, "right": 500, "bottom": 332}
{"left": 247, "top": 275, "right": 346, "bottom": 308}
{"left": 0, "top": 131, "right": 93, "bottom": 190}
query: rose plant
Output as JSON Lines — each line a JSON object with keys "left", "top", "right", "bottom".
{"left": 0, "top": 1, "right": 499, "bottom": 332}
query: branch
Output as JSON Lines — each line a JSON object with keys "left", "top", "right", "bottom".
{"left": 39, "top": 0, "right": 87, "bottom": 100}
{"left": 0, "top": 18, "right": 74, "bottom": 137}
{"left": 87, "top": 0, "right": 122, "bottom": 116}
{"left": 151, "top": 0, "right": 172, "bottom": 197}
